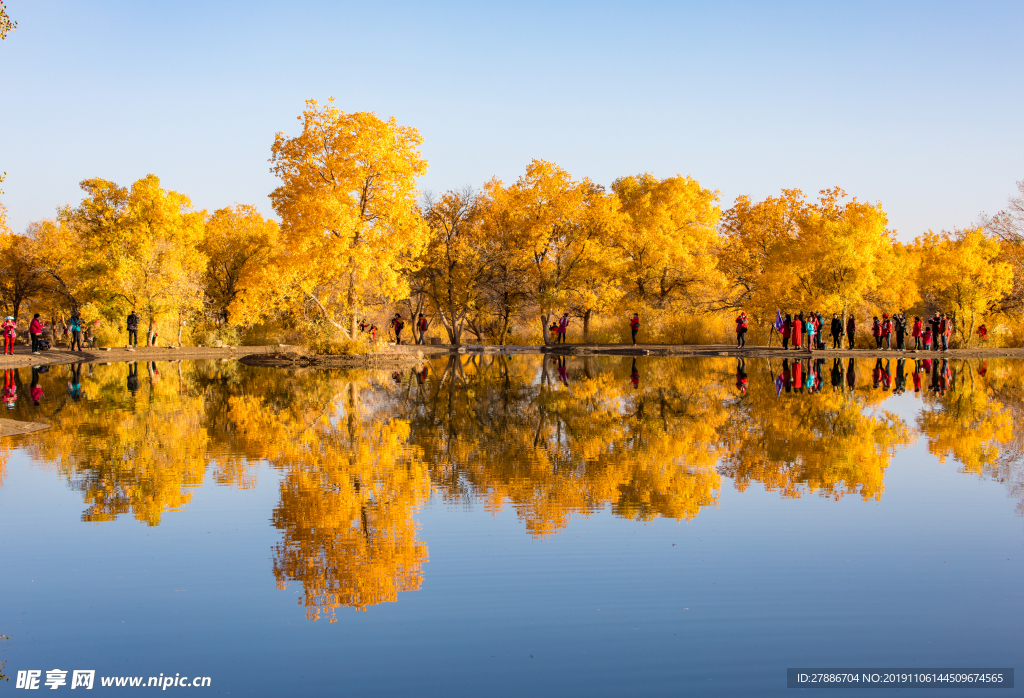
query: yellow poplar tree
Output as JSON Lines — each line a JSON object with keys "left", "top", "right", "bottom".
{"left": 611, "top": 173, "right": 722, "bottom": 309}
{"left": 758, "top": 189, "right": 910, "bottom": 323}
{"left": 201, "top": 204, "right": 280, "bottom": 327}
{"left": 507, "top": 160, "right": 610, "bottom": 343}
{"left": 270, "top": 98, "right": 428, "bottom": 336}
{"left": 915, "top": 227, "right": 1012, "bottom": 345}
{"left": 718, "top": 189, "right": 807, "bottom": 323}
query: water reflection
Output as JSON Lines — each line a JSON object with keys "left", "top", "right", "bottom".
{"left": 3, "top": 355, "right": 1024, "bottom": 618}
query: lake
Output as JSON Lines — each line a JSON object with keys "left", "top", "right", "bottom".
{"left": 1, "top": 355, "right": 1021, "bottom": 696}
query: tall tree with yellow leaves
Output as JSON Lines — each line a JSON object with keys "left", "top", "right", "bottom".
{"left": 915, "top": 227, "right": 1012, "bottom": 345}
{"left": 270, "top": 98, "right": 428, "bottom": 337}
{"left": 757, "top": 189, "right": 910, "bottom": 326}
{"left": 506, "top": 160, "right": 610, "bottom": 344}
{"left": 61, "top": 175, "right": 207, "bottom": 344}
{"left": 418, "top": 188, "right": 485, "bottom": 345}
{"left": 201, "top": 205, "right": 280, "bottom": 327}
{"left": 611, "top": 173, "right": 722, "bottom": 310}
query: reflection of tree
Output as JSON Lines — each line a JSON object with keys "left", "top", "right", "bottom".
{"left": 396, "top": 355, "right": 725, "bottom": 537}
{"left": 13, "top": 363, "right": 212, "bottom": 525}
{"left": 205, "top": 370, "right": 431, "bottom": 619}
{"left": 10, "top": 355, "right": 1024, "bottom": 615}
{"left": 718, "top": 358, "right": 913, "bottom": 500}
{"left": 270, "top": 410, "right": 430, "bottom": 619}
{"left": 917, "top": 360, "right": 1010, "bottom": 474}
{"left": 920, "top": 360, "right": 1024, "bottom": 515}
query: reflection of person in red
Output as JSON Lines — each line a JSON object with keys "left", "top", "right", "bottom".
{"left": 978, "top": 361, "right": 988, "bottom": 377}
{"left": 846, "top": 358, "right": 856, "bottom": 391}
{"left": 557, "top": 356, "right": 569, "bottom": 386}
{"left": 792, "top": 359, "right": 803, "bottom": 393}
{"left": 31, "top": 366, "right": 44, "bottom": 406}
{"left": 3, "top": 368, "right": 17, "bottom": 408}
{"left": 735, "top": 359, "right": 747, "bottom": 395}
{"left": 912, "top": 360, "right": 922, "bottom": 393}
{"left": 630, "top": 358, "right": 640, "bottom": 389}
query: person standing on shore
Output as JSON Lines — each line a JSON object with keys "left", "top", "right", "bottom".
{"left": 782, "top": 314, "right": 792, "bottom": 349}
{"left": 735, "top": 312, "right": 748, "bottom": 348}
{"left": 830, "top": 315, "right": 842, "bottom": 349}
{"left": 391, "top": 313, "right": 405, "bottom": 344}
{"left": 29, "top": 314, "right": 45, "bottom": 354}
{"left": 882, "top": 314, "right": 892, "bottom": 350}
{"left": 939, "top": 313, "right": 949, "bottom": 352}
{"left": 629, "top": 313, "right": 640, "bottom": 346}
{"left": 68, "top": 313, "right": 84, "bottom": 352}
{"left": 792, "top": 313, "right": 803, "bottom": 349}
{"left": 2, "top": 316, "right": 16, "bottom": 355}
{"left": 417, "top": 314, "right": 429, "bottom": 345}
{"left": 558, "top": 313, "right": 570, "bottom": 344}
{"left": 894, "top": 313, "right": 907, "bottom": 351}
{"left": 846, "top": 315, "right": 856, "bottom": 349}
{"left": 126, "top": 310, "right": 139, "bottom": 348}
{"left": 804, "top": 314, "right": 816, "bottom": 352}
{"left": 912, "top": 316, "right": 922, "bottom": 350}
{"left": 872, "top": 316, "right": 881, "bottom": 349}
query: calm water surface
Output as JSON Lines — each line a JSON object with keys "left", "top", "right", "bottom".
{"left": 1, "top": 355, "right": 1022, "bottom": 696}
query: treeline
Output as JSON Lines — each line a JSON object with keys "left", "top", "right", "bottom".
{"left": 1, "top": 98, "right": 1022, "bottom": 347}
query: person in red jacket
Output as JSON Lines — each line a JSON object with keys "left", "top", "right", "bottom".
{"left": 881, "top": 314, "right": 892, "bottom": 350}
{"left": 872, "top": 316, "right": 882, "bottom": 349}
{"left": 792, "top": 313, "right": 803, "bottom": 349}
{"left": 629, "top": 313, "right": 640, "bottom": 346}
{"left": 29, "top": 314, "right": 46, "bottom": 354}
{"left": 911, "top": 316, "right": 922, "bottom": 351}
{"left": 735, "top": 312, "right": 748, "bottom": 348}
{"left": 417, "top": 314, "right": 429, "bottom": 345}
{"left": 1, "top": 316, "right": 16, "bottom": 355}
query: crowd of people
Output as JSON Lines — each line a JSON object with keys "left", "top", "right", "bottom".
{"left": 768, "top": 311, "right": 974, "bottom": 352}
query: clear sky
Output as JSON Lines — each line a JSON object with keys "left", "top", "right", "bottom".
{"left": 1, "top": 0, "right": 1022, "bottom": 239}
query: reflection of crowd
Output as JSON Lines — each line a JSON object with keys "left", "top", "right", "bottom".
{"left": 765, "top": 357, "right": 953, "bottom": 397}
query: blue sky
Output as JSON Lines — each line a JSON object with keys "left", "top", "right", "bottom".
{"left": 1, "top": 0, "right": 1022, "bottom": 239}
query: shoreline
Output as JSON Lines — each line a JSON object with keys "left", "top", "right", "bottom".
{"left": 0, "top": 342, "right": 1018, "bottom": 370}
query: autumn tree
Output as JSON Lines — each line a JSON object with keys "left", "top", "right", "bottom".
{"left": 56, "top": 175, "right": 207, "bottom": 344}
{"left": 505, "top": 160, "right": 612, "bottom": 344}
{"left": 417, "top": 188, "right": 485, "bottom": 345}
{"left": 718, "top": 188, "right": 806, "bottom": 321}
{"left": 915, "top": 227, "right": 1012, "bottom": 345}
{"left": 0, "top": 0, "right": 15, "bottom": 40}
{"left": 983, "top": 179, "right": 1024, "bottom": 314}
{"left": 270, "top": 98, "right": 428, "bottom": 336}
{"left": 474, "top": 178, "right": 531, "bottom": 344}
{"left": 611, "top": 173, "right": 722, "bottom": 310}
{"left": 0, "top": 233, "right": 48, "bottom": 320}
{"left": 200, "top": 205, "right": 279, "bottom": 327}
{"left": 756, "top": 189, "right": 913, "bottom": 325}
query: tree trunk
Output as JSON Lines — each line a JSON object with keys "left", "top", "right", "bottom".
{"left": 541, "top": 314, "right": 551, "bottom": 345}
{"left": 583, "top": 309, "right": 592, "bottom": 342}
